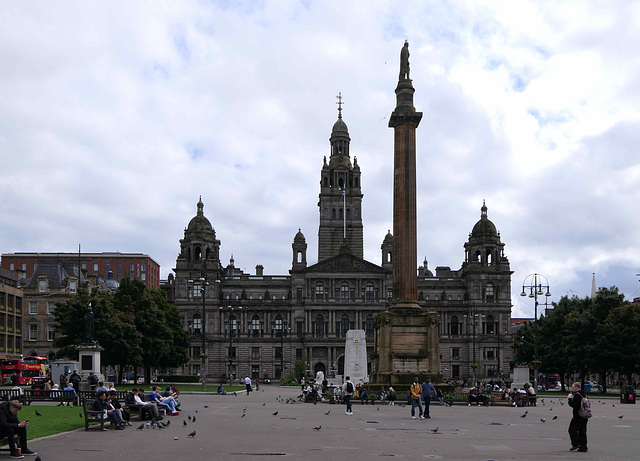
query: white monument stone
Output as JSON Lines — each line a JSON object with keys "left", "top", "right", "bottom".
{"left": 344, "top": 330, "right": 368, "bottom": 384}
{"left": 511, "top": 365, "right": 530, "bottom": 390}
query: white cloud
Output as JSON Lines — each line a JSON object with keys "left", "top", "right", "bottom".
{"left": 2, "top": 1, "right": 640, "bottom": 318}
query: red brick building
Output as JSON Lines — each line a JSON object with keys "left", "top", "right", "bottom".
{"left": 1, "top": 252, "right": 161, "bottom": 288}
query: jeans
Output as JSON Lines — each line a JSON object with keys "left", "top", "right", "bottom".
{"left": 344, "top": 395, "right": 352, "bottom": 413}
{"left": 411, "top": 398, "right": 423, "bottom": 417}
{"left": 423, "top": 395, "right": 431, "bottom": 416}
{"left": 158, "top": 397, "right": 177, "bottom": 412}
{"left": 568, "top": 416, "right": 588, "bottom": 448}
{"left": 0, "top": 426, "right": 27, "bottom": 454}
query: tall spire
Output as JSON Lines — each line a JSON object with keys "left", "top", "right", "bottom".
{"left": 336, "top": 92, "right": 343, "bottom": 119}
{"left": 590, "top": 271, "right": 597, "bottom": 298}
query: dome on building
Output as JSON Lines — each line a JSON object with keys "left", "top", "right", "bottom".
{"left": 470, "top": 201, "right": 498, "bottom": 239}
{"left": 331, "top": 117, "right": 349, "bottom": 136}
{"left": 383, "top": 230, "right": 393, "bottom": 245}
{"left": 187, "top": 196, "right": 213, "bottom": 232}
{"left": 294, "top": 228, "right": 306, "bottom": 243}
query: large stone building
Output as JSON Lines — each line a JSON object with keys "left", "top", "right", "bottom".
{"left": 168, "top": 104, "right": 513, "bottom": 383}
{"left": 0, "top": 268, "right": 24, "bottom": 360}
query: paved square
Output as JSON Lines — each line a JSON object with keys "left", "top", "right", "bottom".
{"left": 29, "top": 386, "right": 638, "bottom": 460}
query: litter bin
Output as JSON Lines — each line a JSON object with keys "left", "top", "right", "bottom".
{"left": 584, "top": 383, "right": 591, "bottom": 393}
{"left": 621, "top": 386, "right": 636, "bottom": 404}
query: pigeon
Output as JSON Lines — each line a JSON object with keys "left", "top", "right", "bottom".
{"left": 146, "top": 422, "right": 150, "bottom": 428}
{"left": 243, "top": 407, "right": 247, "bottom": 412}
{"left": 612, "top": 404, "right": 615, "bottom": 407}
{"left": 233, "top": 392, "right": 237, "bottom": 396}
{"left": 313, "top": 425, "right": 321, "bottom": 431}
{"left": 165, "top": 420, "right": 170, "bottom": 426}
{"left": 204, "top": 405, "right": 208, "bottom": 408}
{"left": 183, "top": 420, "right": 187, "bottom": 426}
{"left": 540, "top": 418, "right": 546, "bottom": 423}
{"left": 618, "top": 415, "right": 623, "bottom": 419}
{"left": 520, "top": 413, "right": 527, "bottom": 418}
{"left": 188, "top": 430, "right": 196, "bottom": 437}
{"left": 263, "top": 403, "right": 266, "bottom": 406}
{"left": 272, "top": 411, "right": 279, "bottom": 416}
{"left": 552, "top": 416, "right": 558, "bottom": 420}
{"left": 188, "top": 415, "right": 192, "bottom": 421}
{"left": 192, "top": 416, "right": 196, "bottom": 423}
{"left": 377, "top": 407, "right": 380, "bottom": 411}
{"left": 241, "top": 413, "right": 245, "bottom": 418}
{"left": 195, "top": 410, "right": 198, "bottom": 413}
{"left": 431, "top": 427, "right": 439, "bottom": 433}
{"left": 79, "top": 413, "right": 83, "bottom": 418}
{"left": 137, "top": 423, "right": 145, "bottom": 430}
{"left": 35, "top": 410, "right": 42, "bottom": 416}
{"left": 35, "top": 457, "right": 41, "bottom": 461}
{"left": 324, "top": 410, "right": 330, "bottom": 415}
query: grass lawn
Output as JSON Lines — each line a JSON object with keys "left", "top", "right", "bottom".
{"left": 19, "top": 405, "right": 86, "bottom": 439}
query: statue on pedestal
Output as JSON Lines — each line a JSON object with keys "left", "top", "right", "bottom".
{"left": 84, "top": 305, "right": 96, "bottom": 344}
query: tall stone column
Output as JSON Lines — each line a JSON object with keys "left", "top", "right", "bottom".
{"left": 389, "top": 40, "right": 422, "bottom": 309}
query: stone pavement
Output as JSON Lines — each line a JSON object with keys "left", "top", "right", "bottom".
{"left": 24, "top": 386, "right": 638, "bottom": 461}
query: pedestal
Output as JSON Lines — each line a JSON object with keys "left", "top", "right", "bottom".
{"left": 344, "top": 330, "right": 368, "bottom": 384}
{"left": 75, "top": 342, "right": 105, "bottom": 381}
{"left": 511, "top": 365, "right": 530, "bottom": 390}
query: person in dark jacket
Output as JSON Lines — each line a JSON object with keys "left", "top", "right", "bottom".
{"left": 91, "top": 391, "right": 125, "bottom": 430}
{"left": 568, "top": 382, "right": 588, "bottom": 452}
{"left": 0, "top": 400, "right": 37, "bottom": 458}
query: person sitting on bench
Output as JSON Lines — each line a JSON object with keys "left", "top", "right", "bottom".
{"left": 0, "top": 400, "right": 38, "bottom": 458}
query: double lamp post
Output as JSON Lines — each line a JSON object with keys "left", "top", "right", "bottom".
{"left": 521, "top": 273, "right": 551, "bottom": 392}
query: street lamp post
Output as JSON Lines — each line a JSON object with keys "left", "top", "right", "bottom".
{"left": 464, "top": 303, "right": 483, "bottom": 385}
{"left": 272, "top": 315, "right": 289, "bottom": 380}
{"left": 220, "top": 305, "right": 241, "bottom": 385}
{"left": 521, "top": 273, "right": 551, "bottom": 392}
{"left": 187, "top": 259, "right": 220, "bottom": 392}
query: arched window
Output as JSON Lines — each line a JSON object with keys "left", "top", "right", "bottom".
{"left": 229, "top": 314, "right": 237, "bottom": 336}
{"left": 323, "top": 177, "right": 328, "bottom": 187}
{"left": 195, "top": 246, "right": 201, "bottom": 260}
{"left": 485, "top": 283, "right": 494, "bottom": 301}
{"left": 251, "top": 315, "right": 260, "bottom": 336}
{"left": 475, "top": 251, "right": 481, "bottom": 262}
{"left": 354, "top": 177, "right": 359, "bottom": 187}
{"left": 192, "top": 314, "right": 202, "bottom": 332}
{"left": 365, "top": 283, "right": 375, "bottom": 301}
{"left": 315, "top": 314, "right": 325, "bottom": 335}
{"left": 385, "top": 251, "right": 392, "bottom": 263}
{"left": 315, "top": 283, "right": 325, "bottom": 300}
{"left": 450, "top": 315, "right": 460, "bottom": 336}
{"left": 331, "top": 208, "right": 336, "bottom": 219}
{"left": 274, "top": 314, "right": 283, "bottom": 336}
{"left": 340, "top": 314, "right": 350, "bottom": 335}
{"left": 486, "top": 249, "right": 493, "bottom": 265}
{"left": 483, "top": 314, "right": 495, "bottom": 334}
{"left": 340, "top": 283, "right": 350, "bottom": 300}
{"left": 338, "top": 177, "right": 344, "bottom": 188}
{"left": 346, "top": 209, "right": 351, "bottom": 220}
{"left": 297, "top": 251, "right": 303, "bottom": 263}
{"left": 365, "top": 314, "right": 374, "bottom": 335}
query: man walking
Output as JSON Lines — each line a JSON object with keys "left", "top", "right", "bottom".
{"left": 342, "top": 376, "right": 354, "bottom": 415}
{"left": 568, "top": 382, "right": 588, "bottom": 452}
{"left": 421, "top": 376, "right": 436, "bottom": 418}
{"left": 410, "top": 377, "right": 423, "bottom": 420}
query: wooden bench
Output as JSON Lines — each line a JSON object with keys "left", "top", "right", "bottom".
{"left": 81, "top": 398, "right": 106, "bottom": 431}
{"left": 0, "top": 389, "right": 25, "bottom": 404}
{"left": 490, "top": 391, "right": 511, "bottom": 406}
{"left": 444, "top": 391, "right": 469, "bottom": 406}
{"left": 23, "top": 389, "right": 77, "bottom": 406}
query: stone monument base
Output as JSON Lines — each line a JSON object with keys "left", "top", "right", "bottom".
{"left": 373, "top": 308, "right": 441, "bottom": 385}
{"left": 75, "top": 342, "right": 105, "bottom": 382}
{"left": 511, "top": 365, "right": 530, "bottom": 390}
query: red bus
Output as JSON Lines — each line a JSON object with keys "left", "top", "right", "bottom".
{"left": 1, "top": 358, "right": 47, "bottom": 385}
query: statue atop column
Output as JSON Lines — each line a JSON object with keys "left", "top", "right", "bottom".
{"left": 399, "top": 40, "right": 410, "bottom": 80}
{"left": 85, "top": 304, "right": 96, "bottom": 344}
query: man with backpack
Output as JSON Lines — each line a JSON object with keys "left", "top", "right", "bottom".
{"left": 342, "top": 376, "right": 355, "bottom": 415}
{"left": 568, "top": 381, "right": 590, "bottom": 452}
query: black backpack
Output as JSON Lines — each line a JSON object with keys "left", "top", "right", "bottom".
{"left": 346, "top": 382, "right": 354, "bottom": 393}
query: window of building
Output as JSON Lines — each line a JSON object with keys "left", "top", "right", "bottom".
{"left": 190, "top": 346, "right": 200, "bottom": 359}
{"left": 47, "top": 324, "right": 55, "bottom": 341}
{"left": 296, "top": 288, "right": 302, "bottom": 301}
{"left": 69, "top": 280, "right": 77, "bottom": 294}
{"left": 483, "top": 314, "right": 495, "bottom": 334}
{"left": 451, "top": 347, "right": 460, "bottom": 359}
{"left": 193, "top": 282, "right": 201, "bottom": 298}
{"left": 130, "top": 263, "right": 134, "bottom": 271}
{"left": 387, "top": 289, "right": 392, "bottom": 300}
{"left": 485, "top": 283, "right": 494, "bottom": 301}
{"left": 229, "top": 315, "right": 238, "bottom": 336}
{"left": 340, "top": 314, "right": 350, "bottom": 335}
{"left": 106, "top": 263, "right": 111, "bottom": 272}
{"left": 81, "top": 263, "right": 86, "bottom": 270}
{"left": 7, "top": 335, "right": 13, "bottom": 351}
{"left": 365, "top": 314, "right": 374, "bottom": 335}
{"left": 273, "top": 315, "right": 283, "bottom": 335}
{"left": 296, "top": 348, "right": 303, "bottom": 360}
{"left": 29, "top": 302, "right": 37, "bottom": 315}
{"left": 365, "top": 283, "right": 375, "bottom": 301}
{"left": 315, "top": 283, "right": 324, "bottom": 300}
{"left": 483, "top": 347, "right": 495, "bottom": 359}
{"left": 47, "top": 302, "right": 55, "bottom": 314}
{"left": 340, "top": 283, "right": 349, "bottom": 300}
{"left": 93, "top": 263, "right": 99, "bottom": 271}
{"left": 9, "top": 263, "right": 14, "bottom": 271}
{"left": 315, "top": 314, "right": 325, "bottom": 335}
{"left": 21, "top": 263, "right": 26, "bottom": 271}
{"left": 141, "top": 263, "right": 146, "bottom": 271}
{"left": 251, "top": 347, "right": 260, "bottom": 360}
{"left": 450, "top": 315, "right": 460, "bottom": 335}
{"left": 452, "top": 364, "right": 461, "bottom": 379}
{"left": 141, "top": 273, "right": 146, "bottom": 281}
{"left": 38, "top": 280, "right": 46, "bottom": 293}
{"left": 192, "top": 315, "right": 201, "bottom": 332}
{"left": 251, "top": 315, "right": 260, "bottom": 336}
{"left": 275, "top": 347, "right": 283, "bottom": 359}
{"left": 29, "top": 324, "right": 38, "bottom": 341}
{"left": 228, "top": 346, "right": 236, "bottom": 358}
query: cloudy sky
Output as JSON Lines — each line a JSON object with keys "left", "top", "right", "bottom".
{"left": 2, "top": 1, "right": 640, "bottom": 317}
